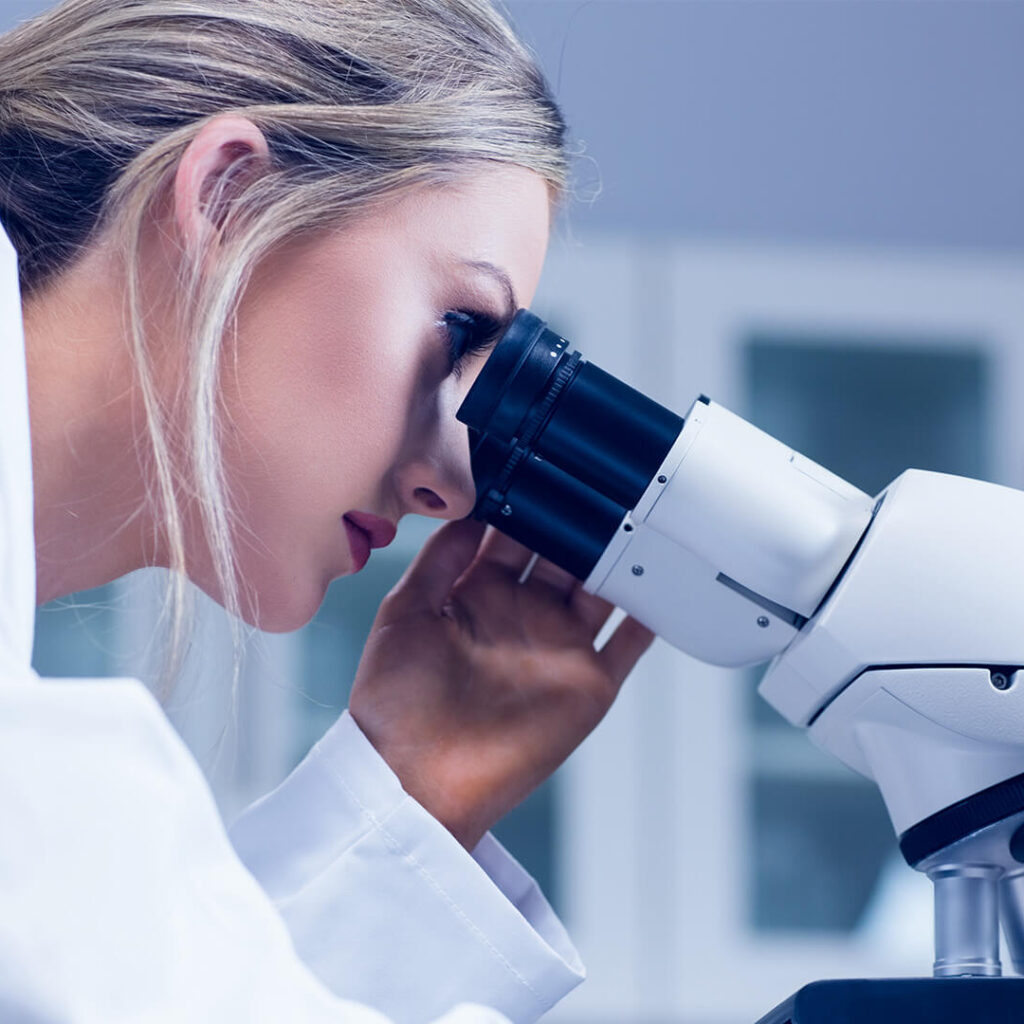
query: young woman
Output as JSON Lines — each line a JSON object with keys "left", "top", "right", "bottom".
{"left": 0, "top": 1, "right": 654, "bottom": 1020}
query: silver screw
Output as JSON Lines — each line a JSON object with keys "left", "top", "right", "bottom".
{"left": 992, "top": 671, "right": 1012, "bottom": 691}
{"left": 757, "top": 615, "right": 770, "bottom": 628}
{"left": 501, "top": 504, "right": 512, "bottom": 517}
{"left": 631, "top": 565, "right": 645, "bottom": 577}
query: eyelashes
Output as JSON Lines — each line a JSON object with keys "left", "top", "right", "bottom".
{"left": 440, "top": 308, "right": 507, "bottom": 377}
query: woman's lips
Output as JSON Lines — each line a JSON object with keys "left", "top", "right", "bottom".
{"left": 342, "top": 511, "right": 397, "bottom": 572}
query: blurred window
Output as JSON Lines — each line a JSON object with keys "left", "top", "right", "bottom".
{"left": 744, "top": 335, "right": 989, "bottom": 932}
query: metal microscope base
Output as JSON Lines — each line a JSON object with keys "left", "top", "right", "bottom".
{"left": 754, "top": 977, "right": 1024, "bottom": 1023}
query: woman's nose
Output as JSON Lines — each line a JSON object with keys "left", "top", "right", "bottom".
{"left": 395, "top": 425, "right": 477, "bottom": 521}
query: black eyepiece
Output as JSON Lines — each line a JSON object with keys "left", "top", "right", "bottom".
{"left": 456, "top": 309, "right": 683, "bottom": 580}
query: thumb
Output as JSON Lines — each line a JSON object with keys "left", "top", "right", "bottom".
{"left": 390, "top": 517, "right": 486, "bottom": 614}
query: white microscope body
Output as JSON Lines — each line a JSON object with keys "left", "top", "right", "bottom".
{"left": 456, "top": 308, "right": 1024, "bottom": 986}
{"left": 583, "top": 398, "right": 1024, "bottom": 978}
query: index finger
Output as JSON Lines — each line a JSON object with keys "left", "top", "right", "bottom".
{"left": 600, "top": 615, "right": 657, "bottom": 686}
{"left": 388, "top": 517, "right": 486, "bottom": 614}
{"left": 473, "top": 525, "right": 535, "bottom": 577}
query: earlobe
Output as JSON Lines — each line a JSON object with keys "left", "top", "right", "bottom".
{"left": 173, "top": 115, "right": 271, "bottom": 255}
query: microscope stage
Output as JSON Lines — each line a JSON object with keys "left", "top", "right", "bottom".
{"left": 755, "top": 977, "right": 1024, "bottom": 1023}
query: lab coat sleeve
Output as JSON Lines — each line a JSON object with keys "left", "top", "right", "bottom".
{"left": 229, "top": 710, "right": 586, "bottom": 1024}
{"left": 0, "top": 673, "right": 515, "bottom": 1024}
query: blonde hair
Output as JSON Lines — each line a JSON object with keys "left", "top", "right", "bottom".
{"left": 0, "top": 0, "right": 567, "bottom": 687}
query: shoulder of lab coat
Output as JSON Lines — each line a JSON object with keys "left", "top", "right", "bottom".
{"left": 0, "top": 224, "right": 582, "bottom": 1021}
{"left": 0, "top": 671, "right": 374, "bottom": 1022}
{"left": 0, "top": 668, "right": 524, "bottom": 1023}
{"left": 230, "top": 710, "right": 585, "bottom": 1022}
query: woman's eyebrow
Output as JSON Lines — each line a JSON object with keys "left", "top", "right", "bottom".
{"left": 461, "top": 259, "right": 517, "bottom": 319}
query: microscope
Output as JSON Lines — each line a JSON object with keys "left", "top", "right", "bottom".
{"left": 457, "top": 310, "right": 1024, "bottom": 1022}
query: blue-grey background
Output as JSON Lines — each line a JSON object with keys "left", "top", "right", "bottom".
{"left": 511, "top": 0, "right": 1024, "bottom": 251}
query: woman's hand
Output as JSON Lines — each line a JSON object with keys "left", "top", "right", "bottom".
{"left": 349, "top": 518, "right": 655, "bottom": 850}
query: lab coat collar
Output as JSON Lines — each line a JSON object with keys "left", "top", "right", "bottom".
{"left": 0, "top": 225, "right": 37, "bottom": 672}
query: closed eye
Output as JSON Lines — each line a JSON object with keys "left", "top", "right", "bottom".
{"left": 440, "top": 309, "right": 507, "bottom": 378}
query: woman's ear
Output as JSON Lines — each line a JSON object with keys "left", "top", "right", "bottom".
{"left": 173, "top": 114, "right": 270, "bottom": 255}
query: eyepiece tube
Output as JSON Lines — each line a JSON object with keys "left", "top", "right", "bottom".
{"left": 536, "top": 362, "right": 682, "bottom": 509}
{"left": 456, "top": 310, "right": 682, "bottom": 580}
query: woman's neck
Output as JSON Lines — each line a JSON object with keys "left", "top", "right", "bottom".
{"left": 22, "top": 245, "right": 158, "bottom": 604}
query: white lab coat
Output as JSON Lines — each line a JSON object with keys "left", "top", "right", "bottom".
{"left": 0, "top": 226, "right": 584, "bottom": 1023}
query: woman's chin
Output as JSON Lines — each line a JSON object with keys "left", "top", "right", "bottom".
{"left": 237, "top": 575, "right": 331, "bottom": 634}
{"left": 255, "top": 590, "right": 328, "bottom": 633}
{"left": 187, "top": 556, "right": 333, "bottom": 633}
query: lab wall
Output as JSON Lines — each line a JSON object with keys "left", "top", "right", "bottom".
{"left": 13, "top": 1, "right": 1024, "bottom": 1021}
